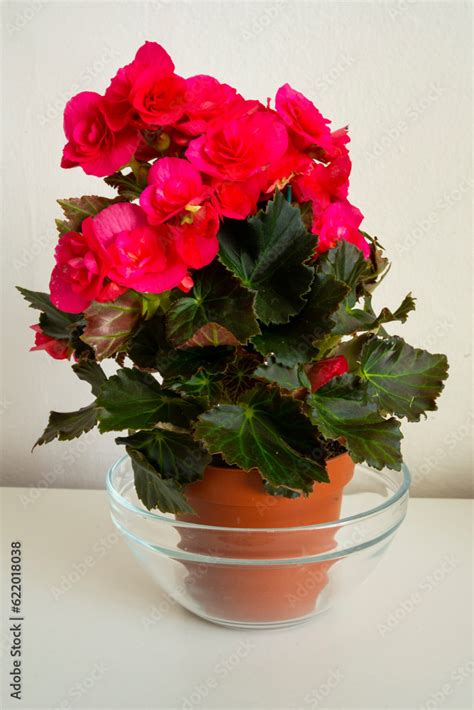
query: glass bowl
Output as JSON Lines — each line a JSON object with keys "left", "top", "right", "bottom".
{"left": 107, "top": 456, "right": 410, "bottom": 629}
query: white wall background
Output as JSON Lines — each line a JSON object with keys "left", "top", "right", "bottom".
{"left": 1, "top": 0, "right": 472, "bottom": 497}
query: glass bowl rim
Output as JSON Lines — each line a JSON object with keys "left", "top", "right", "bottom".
{"left": 106, "top": 454, "right": 411, "bottom": 533}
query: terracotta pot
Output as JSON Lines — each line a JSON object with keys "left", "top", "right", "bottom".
{"left": 177, "top": 452, "right": 354, "bottom": 624}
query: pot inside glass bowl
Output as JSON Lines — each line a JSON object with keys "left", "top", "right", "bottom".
{"left": 107, "top": 457, "right": 410, "bottom": 629}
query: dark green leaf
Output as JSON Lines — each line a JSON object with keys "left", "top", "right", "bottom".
{"left": 194, "top": 385, "right": 328, "bottom": 494}
{"left": 361, "top": 235, "right": 390, "bottom": 295}
{"left": 221, "top": 352, "right": 262, "bottom": 401}
{"left": 124, "top": 448, "right": 195, "bottom": 514}
{"left": 166, "top": 261, "right": 259, "bottom": 347}
{"left": 318, "top": 242, "right": 414, "bottom": 337}
{"left": 128, "top": 314, "right": 167, "bottom": 370}
{"left": 69, "top": 327, "right": 95, "bottom": 360}
{"left": 317, "top": 240, "right": 371, "bottom": 291}
{"left": 173, "top": 370, "right": 224, "bottom": 407}
{"left": 331, "top": 293, "right": 415, "bottom": 336}
{"left": 81, "top": 291, "right": 142, "bottom": 360}
{"left": 388, "top": 293, "right": 416, "bottom": 322}
{"left": 97, "top": 368, "right": 202, "bottom": 432}
{"left": 254, "top": 362, "right": 301, "bottom": 391}
{"left": 361, "top": 336, "right": 449, "bottom": 421}
{"left": 104, "top": 171, "right": 143, "bottom": 200}
{"left": 252, "top": 273, "right": 349, "bottom": 365}
{"left": 158, "top": 347, "right": 236, "bottom": 383}
{"left": 117, "top": 428, "right": 210, "bottom": 485}
{"left": 333, "top": 333, "right": 373, "bottom": 370}
{"left": 129, "top": 317, "right": 236, "bottom": 382}
{"left": 55, "top": 195, "right": 124, "bottom": 236}
{"left": 72, "top": 361, "right": 107, "bottom": 397}
{"left": 117, "top": 427, "right": 211, "bottom": 512}
{"left": 218, "top": 192, "right": 316, "bottom": 324}
{"left": 17, "top": 286, "right": 81, "bottom": 339}
{"left": 307, "top": 374, "right": 402, "bottom": 470}
{"left": 35, "top": 404, "right": 97, "bottom": 447}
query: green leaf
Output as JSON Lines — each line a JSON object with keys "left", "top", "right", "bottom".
{"left": 116, "top": 428, "right": 211, "bottom": 512}
{"left": 55, "top": 195, "right": 124, "bottom": 236}
{"left": 158, "top": 347, "right": 236, "bottom": 383}
{"left": 252, "top": 273, "right": 349, "bottom": 365}
{"left": 128, "top": 314, "right": 167, "bottom": 370}
{"left": 307, "top": 374, "right": 402, "bottom": 470}
{"left": 254, "top": 362, "right": 301, "bottom": 391}
{"left": 218, "top": 192, "right": 316, "bottom": 324}
{"left": 221, "top": 352, "right": 262, "bottom": 401}
{"left": 81, "top": 291, "right": 142, "bottom": 360}
{"left": 386, "top": 293, "right": 416, "bottom": 322}
{"left": 17, "top": 286, "right": 81, "bottom": 339}
{"left": 331, "top": 293, "right": 416, "bottom": 336}
{"left": 172, "top": 353, "right": 261, "bottom": 407}
{"left": 173, "top": 370, "right": 224, "bottom": 407}
{"left": 317, "top": 240, "right": 371, "bottom": 291}
{"left": 140, "top": 292, "right": 169, "bottom": 320}
{"left": 166, "top": 261, "right": 259, "bottom": 347}
{"left": 35, "top": 404, "right": 97, "bottom": 447}
{"left": 69, "top": 328, "right": 95, "bottom": 360}
{"left": 72, "top": 361, "right": 107, "bottom": 397}
{"left": 128, "top": 315, "right": 236, "bottom": 381}
{"left": 104, "top": 171, "right": 143, "bottom": 200}
{"left": 333, "top": 333, "right": 373, "bottom": 371}
{"left": 360, "top": 235, "right": 390, "bottom": 295}
{"left": 317, "top": 242, "right": 414, "bottom": 337}
{"left": 117, "top": 429, "right": 211, "bottom": 485}
{"left": 97, "top": 368, "right": 202, "bottom": 432}
{"left": 360, "top": 336, "right": 449, "bottom": 422}
{"left": 124, "top": 448, "right": 195, "bottom": 514}
{"left": 194, "top": 385, "right": 328, "bottom": 493}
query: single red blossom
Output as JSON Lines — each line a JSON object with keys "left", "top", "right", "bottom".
{"left": 61, "top": 92, "right": 139, "bottom": 177}
{"left": 49, "top": 228, "right": 118, "bottom": 314}
{"left": 89, "top": 202, "right": 188, "bottom": 294}
{"left": 307, "top": 355, "right": 349, "bottom": 392}
{"left": 140, "top": 157, "right": 207, "bottom": 225}
{"left": 178, "top": 75, "right": 243, "bottom": 136}
{"left": 171, "top": 98, "right": 262, "bottom": 151}
{"left": 292, "top": 154, "right": 352, "bottom": 235}
{"left": 293, "top": 154, "right": 351, "bottom": 206}
{"left": 104, "top": 41, "right": 175, "bottom": 130}
{"left": 317, "top": 201, "right": 370, "bottom": 258}
{"left": 169, "top": 202, "right": 220, "bottom": 269}
{"left": 260, "top": 146, "right": 313, "bottom": 196}
{"left": 275, "top": 83, "right": 333, "bottom": 154}
{"left": 186, "top": 107, "right": 288, "bottom": 182}
{"left": 108, "top": 224, "right": 187, "bottom": 293}
{"left": 211, "top": 175, "right": 262, "bottom": 220}
{"left": 323, "top": 127, "right": 351, "bottom": 161}
{"left": 130, "top": 68, "right": 187, "bottom": 127}
{"left": 30, "top": 324, "right": 72, "bottom": 360}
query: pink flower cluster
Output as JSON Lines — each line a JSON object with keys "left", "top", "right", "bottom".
{"left": 52, "top": 41, "right": 369, "bottom": 314}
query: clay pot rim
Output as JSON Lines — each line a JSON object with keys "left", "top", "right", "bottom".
{"left": 204, "top": 450, "right": 350, "bottom": 475}
{"left": 186, "top": 452, "right": 355, "bottom": 510}
{"left": 107, "top": 455, "right": 411, "bottom": 533}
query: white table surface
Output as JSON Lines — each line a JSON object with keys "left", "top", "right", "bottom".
{"left": 1, "top": 488, "right": 472, "bottom": 710}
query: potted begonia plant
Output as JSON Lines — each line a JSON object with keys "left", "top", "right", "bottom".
{"left": 19, "top": 42, "right": 448, "bottom": 625}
